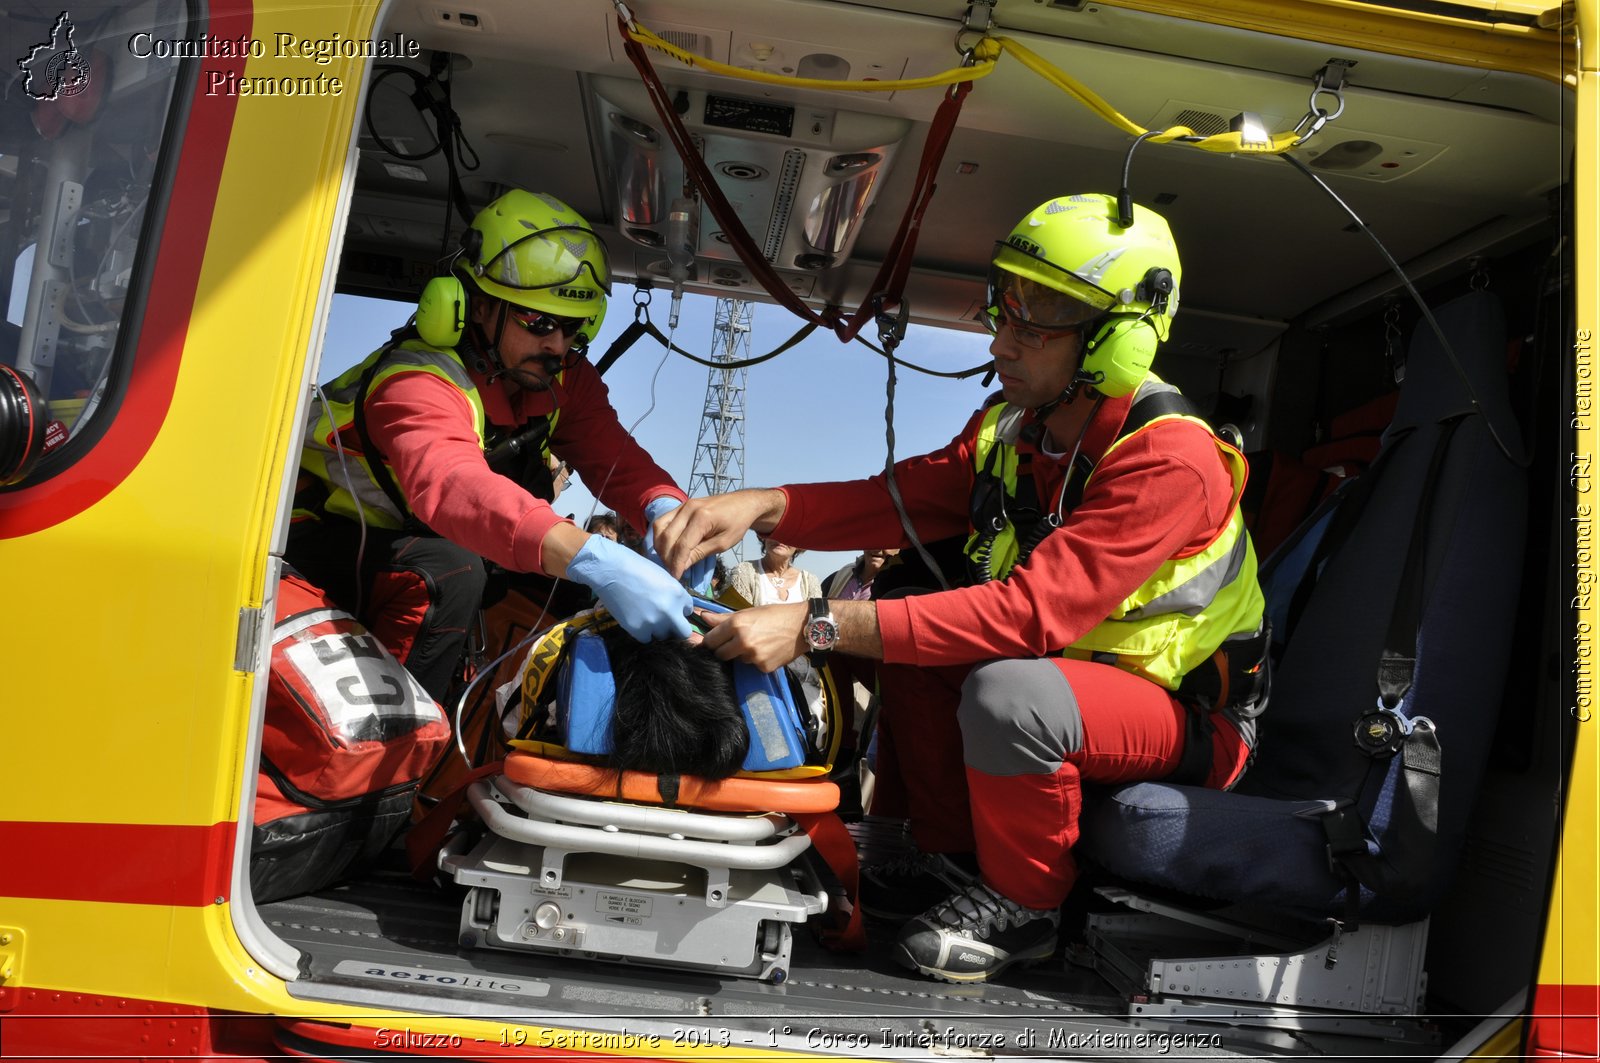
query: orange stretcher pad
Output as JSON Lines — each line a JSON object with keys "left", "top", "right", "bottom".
{"left": 502, "top": 749, "right": 842, "bottom": 814}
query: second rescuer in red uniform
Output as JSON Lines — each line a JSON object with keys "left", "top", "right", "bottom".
{"left": 652, "top": 193, "right": 1269, "bottom": 984}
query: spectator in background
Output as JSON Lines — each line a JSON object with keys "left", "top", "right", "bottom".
{"left": 819, "top": 549, "right": 899, "bottom": 783}
{"left": 585, "top": 512, "right": 620, "bottom": 541}
{"left": 726, "top": 538, "right": 822, "bottom": 606}
{"left": 617, "top": 518, "right": 648, "bottom": 555}
{"left": 822, "top": 548, "right": 899, "bottom": 601}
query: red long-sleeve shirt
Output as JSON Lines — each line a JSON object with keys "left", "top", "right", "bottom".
{"left": 772, "top": 393, "right": 1238, "bottom": 667}
{"left": 365, "top": 357, "right": 684, "bottom": 575}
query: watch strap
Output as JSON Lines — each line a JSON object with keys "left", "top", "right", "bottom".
{"left": 806, "top": 596, "right": 838, "bottom": 664}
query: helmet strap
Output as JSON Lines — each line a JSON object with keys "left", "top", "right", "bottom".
{"left": 464, "top": 298, "right": 508, "bottom": 381}
{"left": 1021, "top": 341, "right": 1098, "bottom": 443}
{"left": 1024, "top": 382, "right": 1102, "bottom": 450}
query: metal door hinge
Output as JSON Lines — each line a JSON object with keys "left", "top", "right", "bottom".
{"left": 0, "top": 926, "right": 24, "bottom": 1004}
{"left": 234, "top": 605, "right": 265, "bottom": 672}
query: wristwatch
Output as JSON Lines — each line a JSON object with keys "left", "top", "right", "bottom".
{"left": 804, "top": 597, "right": 840, "bottom": 664}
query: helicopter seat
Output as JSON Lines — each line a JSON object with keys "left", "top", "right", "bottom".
{"left": 1077, "top": 290, "right": 1527, "bottom": 1033}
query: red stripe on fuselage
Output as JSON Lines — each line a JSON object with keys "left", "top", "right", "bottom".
{"left": 1528, "top": 983, "right": 1600, "bottom": 1059}
{"left": 0, "top": 820, "right": 235, "bottom": 906}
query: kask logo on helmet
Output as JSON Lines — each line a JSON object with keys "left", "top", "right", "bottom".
{"left": 553, "top": 287, "right": 597, "bottom": 301}
{"left": 1006, "top": 235, "right": 1043, "bottom": 257}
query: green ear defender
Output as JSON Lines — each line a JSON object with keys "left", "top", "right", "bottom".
{"left": 995, "top": 197, "right": 1182, "bottom": 400}
{"left": 1081, "top": 315, "right": 1160, "bottom": 399}
{"left": 416, "top": 275, "right": 467, "bottom": 348}
{"left": 1080, "top": 264, "right": 1175, "bottom": 398}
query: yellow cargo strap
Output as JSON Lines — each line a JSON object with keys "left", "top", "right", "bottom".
{"left": 621, "top": 15, "right": 1318, "bottom": 157}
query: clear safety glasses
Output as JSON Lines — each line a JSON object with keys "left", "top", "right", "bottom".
{"left": 982, "top": 269, "right": 1106, "bottom": 350}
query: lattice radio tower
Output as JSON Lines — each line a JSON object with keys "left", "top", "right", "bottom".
{"left": 687, "top": 298, "right": 750, "bottom": 561}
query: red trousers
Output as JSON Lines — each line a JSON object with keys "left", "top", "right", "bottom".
{"left": 872, "top": 658, "right": 1250, "bottom": 910}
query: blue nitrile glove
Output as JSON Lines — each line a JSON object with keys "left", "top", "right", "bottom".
{"left": 566, "top": 533, "right": 693, "bottom": 641}
{"left": 643, "top": 496, "right": 716, "bottom": 594}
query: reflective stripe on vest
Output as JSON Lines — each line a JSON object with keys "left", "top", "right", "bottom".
{"left": 964, "top": 378, "right": 1265, "bottom": 690}
{"left": 297, "top": 340, "right": 561, "bottom": 529}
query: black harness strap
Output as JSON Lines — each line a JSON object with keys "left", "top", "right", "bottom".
{"left": 1164, "top": 700, "right": 1219, "bottom": 788}
{"left": 485, "top": 419, "right": 556, "bottom": 502}
{"left": 1378, "top": 414, "right": 1466, "bottom": 709}
{"left": 968, "top": 387, "right": 1206, "bottom": 579}
{"left": 998, "top": 390, "right": 1203, "bottom": 573}
{"left": 593, "top": 315, "right": 660, "bottom": 378}
{"left": 1055, "top": 388, "right": 1195, "bottom": 518}
{"left": 349, "top": 338, "right": 567, "bottom": 533}
{"left": 1317, "top": 413, "right": 1467, "bottom": 927}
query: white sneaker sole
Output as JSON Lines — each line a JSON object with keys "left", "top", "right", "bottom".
{"left": 891, "top": 936, "right": 1057, "bottom": 984}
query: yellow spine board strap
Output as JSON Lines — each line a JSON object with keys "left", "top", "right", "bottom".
{"left": 516, "top": 608, "right": 618, "bottom": 738}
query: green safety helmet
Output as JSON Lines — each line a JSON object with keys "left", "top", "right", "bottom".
{"left": 417, "top": 190, "right": 611, "bottom": 349}
{"left": 986, "top": 193, "right": 1182, "bottom": 398}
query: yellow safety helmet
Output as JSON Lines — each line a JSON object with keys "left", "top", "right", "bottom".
{"left": 985, "top": 193, "right": 1182, "bottom": 398}
{"left": 417, "top": 189, "right": 611, "bottom": 348}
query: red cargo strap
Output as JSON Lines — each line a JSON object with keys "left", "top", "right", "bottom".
{"left": 618, "top": 14, "right": 973, "bottom": 344}
{"left": 406, "top": 760, "right": 503, "bottom": 879}
{"left": 792, "top": 811, "right": 865, "bottom": 952}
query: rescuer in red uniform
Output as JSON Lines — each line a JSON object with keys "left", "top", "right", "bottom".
{"left": 653, "top": 194, "right": 1268, "bottom": 984}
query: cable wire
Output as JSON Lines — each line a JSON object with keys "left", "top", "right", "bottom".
{"left": 316, "top": 382, "right": 372, "bottom": 618}
{"left": 879, "top": 327, "right": 953, "bottom": 591}
{"left": 1280, "top": 152, "right": 1529, "bottom": 468}
{"left": 852, "top": 331, "right": 993, "bottom": 379}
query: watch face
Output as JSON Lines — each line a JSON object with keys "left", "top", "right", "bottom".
{"left": 805, "top": 617, "right": 839, "bottom": 651}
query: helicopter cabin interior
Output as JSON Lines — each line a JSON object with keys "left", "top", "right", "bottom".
{"left": 0, "top": 0, "right": 1577, "bottom": 1056}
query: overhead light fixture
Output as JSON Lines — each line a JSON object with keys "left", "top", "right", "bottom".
{"left": 804, "top": 154, "right": 884, "bottom": 255}
{"left": 609, "top": 112, "right": 665, "bottom": 226}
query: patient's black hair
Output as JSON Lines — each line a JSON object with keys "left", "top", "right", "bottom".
{"left": 598, "top": 627, "right": 749, "bottom": 779}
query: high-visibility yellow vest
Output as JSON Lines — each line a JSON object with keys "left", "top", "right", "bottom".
{"left": 964, "top": 378, "right": 1265, "bottom": 691}
{"left": 298, "top": 339, "right": 560, "bottom": 529}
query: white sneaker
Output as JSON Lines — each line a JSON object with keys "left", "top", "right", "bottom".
{"left": 891, "top": 881, "right": 1059, "bottom": 983}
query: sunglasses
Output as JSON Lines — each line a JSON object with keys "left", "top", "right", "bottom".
{"left": 509, "top": 308, "right": 586, "bottom": 340}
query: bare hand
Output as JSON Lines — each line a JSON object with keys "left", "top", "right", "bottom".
{"left": 693, "top": 604, "right": 807, "bottom": 673}
{"left": 653, "top": 488, "right": 785, "bottom": 579}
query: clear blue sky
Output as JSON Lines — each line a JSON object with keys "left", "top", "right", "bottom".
{"left": 320, "top": 289, "right": 996, "bottom": 582}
